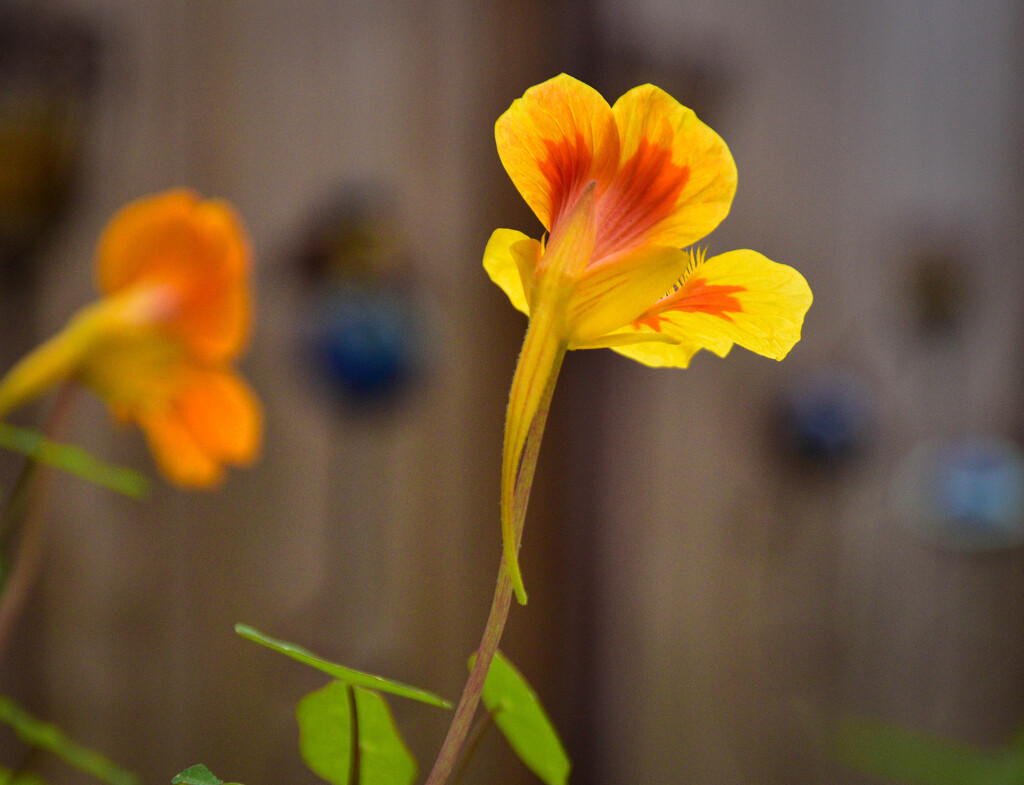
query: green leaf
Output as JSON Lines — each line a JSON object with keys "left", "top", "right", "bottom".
{"left": 0, "top": 423, "right": 149, "bottom": 499}
{"left": 472, "top": 651, "right": 570, "bottom": 785}
{"left": 297, "top": 681, "right": 417, "bottom": 785}
{"left": 0, "top": 696, "right": 138, "bottom": 785}
{"left": 235, "top": 624, "right": 450, "bottom": 709}
{"left": 171, "top": 765, "right": 222, "bottom": 785}
{"left": 834, "top": 715, "right": 1016, "bottom": 785}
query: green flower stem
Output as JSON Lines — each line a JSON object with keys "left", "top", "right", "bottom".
{"left": 0, "top": 383, "right": 77, "bottom": 663}
{"left": 423, "top": 347, "right": 565, "bottom": 785}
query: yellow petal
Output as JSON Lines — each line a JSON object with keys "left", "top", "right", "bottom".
{"left": 570, "top": 330, "right": 677, "bottom": 350}
{"left": 566, "top": 244, "right": 689, "bottom": 344}
{"left": 496, "top": 74, "right": 620, "bottom": 232}
{"left": 613, "top": 249, "right": 812, "bottom": 367}
{"left": 596, "top": 85, "right": 736, "bottom": 258}
{"left": 609, "top": 335, "right": 709, "bottom": 368}
{"left": 482, "top": 229, "right": 541, "bottom": 316}
{"left": 83, "top": 327, "right": 182, "bottom": 411}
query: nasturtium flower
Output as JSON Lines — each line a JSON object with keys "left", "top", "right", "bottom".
{"left": 486, "top": 74, "right": 812, "bottom": 602}
{"left": 0, "top": 190, "right": 261, "bottom": 488}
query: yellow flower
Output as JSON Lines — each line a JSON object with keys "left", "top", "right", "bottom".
{"left": 485, "top": 74, "right": 812, "bottom": 602}
{"left": 0, "top": 190, "right": 261, "bottom": 488}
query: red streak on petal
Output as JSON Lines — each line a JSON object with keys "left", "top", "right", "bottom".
{"left": 596, "top": 138, "right": 689, "bottom": 260}
{"left": 635, "top": 278, "right": 745, "bottom": 331}
{"left": 540, "top": 132, "right": 594, "bottom": 228}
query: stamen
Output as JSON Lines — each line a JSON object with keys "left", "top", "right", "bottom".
{"left": 665, "top": 247, "right": 707, "bottom": 295}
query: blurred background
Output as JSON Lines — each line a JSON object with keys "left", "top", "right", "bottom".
{"left": 2, "top": 1, "right": 1024, "bottom": 783}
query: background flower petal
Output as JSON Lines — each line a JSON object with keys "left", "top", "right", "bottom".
{"left": 138, "top": 407, "right": 224, "bottom": 488}
{"left": 496, "top": 74, "right": 620, "bottom": 232}
{"left": 176, "top": 367, "right": 262, "bottom": 466}
{"left": 96, "top": 190, "right": 252, "bottom": 362}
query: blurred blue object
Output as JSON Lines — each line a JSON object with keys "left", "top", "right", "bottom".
{"left": 313, "top": 288, "right": 416, "bottom": 402}
{"left": 781, "top": 367, "right": 874, "bottom": 463}
{"left": 894, "top": 436, "right": 1024, "bottom": 551}
{"left": 293, "top": 185, "right": 427, "bottom": 407}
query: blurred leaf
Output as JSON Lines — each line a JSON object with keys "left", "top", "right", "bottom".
{"left": 170, "top": 764, "right": 242, "bottom": 785}
{"left": 0, "top": 423, "right": 149, "bottom": 498}
{"left": 0, "top": 696, "right": 138, "bottom": 785}
{"left": 834, "top": 715, "right": 1018, "bottom": 785}
{"left": 297, "top": 681, "right": 417, "bottom": 785}
{"left": 0, "top": 765, "right": 48, "bottom": 785}
{"left": 471, "top": 650, "right": 570, "bottom": 785}
{"left": 0, "top": 461, "right": 35, "bottom": 543}
{"left": 171, "top": 765, "right": 222, "bottom": 785}
{"left": 235, "top": 624, "right": 450, "bottom": 709}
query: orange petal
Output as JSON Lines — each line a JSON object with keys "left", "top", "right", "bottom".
{"left": 96, "top": 190, "right": 252, "bottom": 362}
{"left": 496, "top": 74, "right": 620, "bottom": 232}
{"left": 596, "top": 85, "right": 736, "bottom": 259}
{"left": 176, "top": 367, "right": 262, "bottom": 465}
{"left": 138, "top": 407, "right": 224, "bottom": 488}
{"left": 174, "top": 278, "right": 251, "bottom": 363}
{"left": 482, "top": 229, "right": 541, "bottom": 316}
{"left": 614, "top": 249, "right": 812, "bottom": 368}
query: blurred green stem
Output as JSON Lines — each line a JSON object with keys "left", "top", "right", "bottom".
{"left": 423, "top": 351, "right": 563, "bottom": 785}
{"left": 0, "top": 384, "right": 77, "bottom": 664}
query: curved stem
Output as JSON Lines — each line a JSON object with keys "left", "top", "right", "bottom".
{"left": 0, "top": 384, "right": 78, "bottom": 665}
{"left": 423, "top": 349, "right": 564, "bottom": 785}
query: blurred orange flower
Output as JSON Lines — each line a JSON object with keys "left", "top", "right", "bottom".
{"left": 486, "top": 74, "right": 812, "bottom": 601}
{"left": 0, "top": 190, "right": 261, "bottom": 487}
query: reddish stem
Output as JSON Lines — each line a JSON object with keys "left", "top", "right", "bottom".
{"left": 0, "top": 384, "right": 78, "bottom": 664}
{"left": 423, "top": 349, "right": 564, "bottom": 785}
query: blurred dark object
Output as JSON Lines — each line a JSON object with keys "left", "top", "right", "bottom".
{"left": 906, "top": 235, "right": 969, "bottom": 335}
{"left": 894, "top": 436, "right": 1024, "bottom": 552}
{"left": 297, "top": 186, "right": 403, "bottom": 285}
{"left": 779, "top": 367, "right": 874, "bottom": 465}
{"left": 0, "top": 8, "right": 99, "bottom": 287}
{"left": 296, "top": 188, "right": 423, "bottom": 405}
